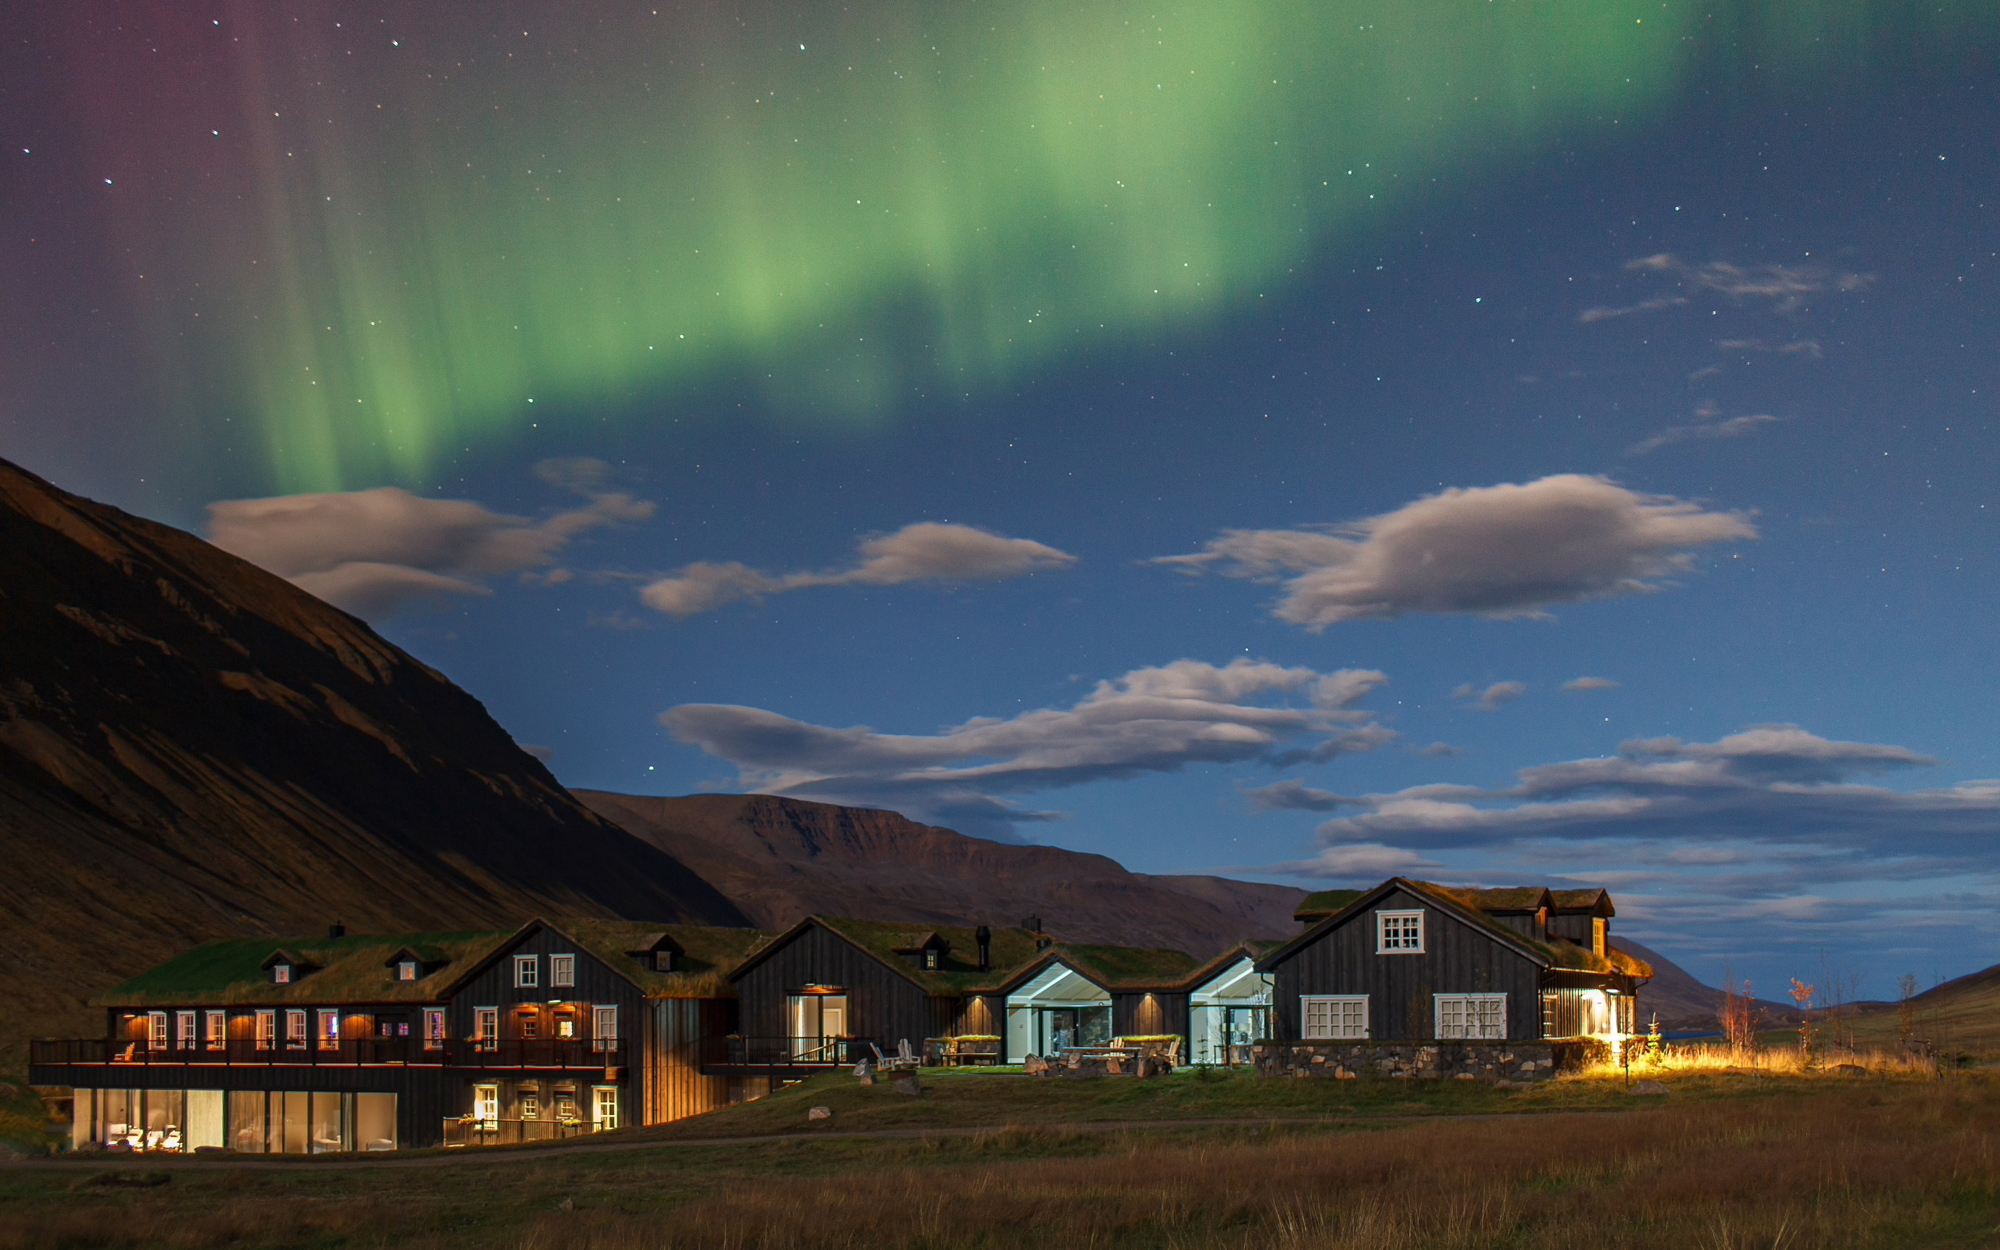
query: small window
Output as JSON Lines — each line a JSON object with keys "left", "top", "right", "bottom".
{"left": 550, "top": 954, "right": 575, "bottom": 988}
{"left": 514, "top": 955, "right": 539, "bottom": 988}
{"left": 1436, "top": 993, "right": 1508, "bottom": 1040}
{"left": 520, "top": 1093, "right": 540, "bottom": 1120}
{"left": 923, "top": 949, "right": 939, "bottom": 970}
{"left": 318, "top": 1009, "right": 341, "bottom": 1049}
{"left": 424, "top": 1008, "right": 446, "bottom": 1049}
{"left": 176, "top": 1011, "right": 197, "bottom": 1050}
{"left": 593, "top": 1085, "right": 619, "bottom": 1131}
{"left": 272, "top": 963, "right": 292, "bottom": 984}
{"left": 285, "top": 1008, "right": 307, "bottom": 1048}
{"left": 654, "top": 950, "right": 673, "bottom": 973}
{"left": 147, "top": 1011, "right": 169, "bottom": 1051}
{"left": 475, "top": 1007, "right": 499, "bottom": 1050}
{"left": 396, "top": 960, "right": 418, "bottom": 982}
{"left": 592, "top": 1005, "right": 618, "bottom": 1052}
{"left": 1301, "top": 995, "right": 1369, "bottom": 1040}
{"left": 255, "top": 1009, "right": 276, "bottom": 1049}
{"left": 1376, "top": 910, "right": 1425, "bottom": 954}
{"left": 204, "top": 1010, "right": 226, "bottom": 1050}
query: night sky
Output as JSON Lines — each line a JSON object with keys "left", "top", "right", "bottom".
{"left": 5, "top": 1, "right": 1996, "bottom": 994}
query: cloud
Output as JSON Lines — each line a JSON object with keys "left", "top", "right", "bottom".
{"left": 1244, "top": 778, "right": 1353, "bottom": 812}
{"left": 1156, "top": 474, "right": 1756, "bottom": 629}
{"left": 1454, "top": 681, "right": 1525, "bottom": 711}
{"left": 1627, "top": 413, "right": 1780, "bottom": 457}
{"left": 206, "top": 459, "right": 654, "bottom": 617}
{"left": 1268, "top": 842, "right": 1443, "bottom": 878}
{"left": 1586, "top": 254, "right": 1875, "bottom": 322}
{"left": 639, "top": 522, "right": 1075, "bottom": 617}
{"left": 660, "top": 658, "right": 1392, "bottom": 836}
{"left": 1417, "top": 741, "right": 1463, "bottom": 758}
{"left": 1561, "top": 676, "right": 1620, "bottom": 691}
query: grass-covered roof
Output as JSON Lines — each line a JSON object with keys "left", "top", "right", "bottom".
{"left": 1293, "top": 889, "right": 1366, "bottom": 921}
{"left": 95, "top": 918, "right": 778, "bottom": 1007}
{"left": 796, "top": 917, "right": 1051, "bottom": 995}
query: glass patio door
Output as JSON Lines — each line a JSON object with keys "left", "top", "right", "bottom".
{"left": 787, "top": 994, "right": 849, "bottom": 1060}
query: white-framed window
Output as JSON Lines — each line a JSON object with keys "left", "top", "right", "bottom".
{"left": 475, "top": 1007, "right": 499, "bottom": 1050}
{"left": 923, "top": 949, "right": 940, "bottom": 970}
{"left": 255, "top": 1009, "right": 276, "bottom": 1049}
{"left": 513, "top": 955, "right": 539, "bottom": 988}
{"left": 592, "top": 1005, "right": 618, "bottom": 1052}
{"left": 424, "top": 1008, "right": 447, "bottom": 1049}
{"left": 175, "top": 1010, "right": 197, "bottom": 1050}
{"left": 272, "top": 963, "right": 292, "bottom": 984}
{"left": 147, "top": 1011, "right": 169, "bottom": 1051}
{"left": 550, "top": 954, "right": 575, "bottom": 988}
{"left": 1376, "top": 910, "right": 1425, "bottom": 954}
{"left": 592, "top": 1086, "right": 619, "bottom": 1131}
{"left": 396, "top": 960, "right": 418, "bottom": 982}
{"left": 285, "top": 1008, "right": 308, "bottom": 1049}
{"left": 318, "top": 1009, "right": 341, "bottom": 1049}
{"left": 1435, "top": 993, "right": 1508, "bottom": 1040}
{"left": 205, "top": 1010, "right": 226, "bottom": 1049}
{"left": 1301, "top": 995, "right": 1369, "bottom": 1040}
{"left": 654, "top": 950, "right": 674, "bottom": 972}
{"left": 472, "top": 1084, "right": 498, "bottom": 1129}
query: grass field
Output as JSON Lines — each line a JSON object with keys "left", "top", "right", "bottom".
{"left": 4, "top": 1065, "right": 1996, "bottom": 1249}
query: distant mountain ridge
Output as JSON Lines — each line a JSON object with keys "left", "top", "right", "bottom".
{"left": 575, "top": 790, "right": 1310, "bottom": 956}
{"left": 0, "top": 458, "right": 744, "bottom": 1062}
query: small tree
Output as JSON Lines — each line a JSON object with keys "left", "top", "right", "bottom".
{"left": 1789, "top": 977, "right": 1817, "bottom": 1068}
{"left": 1642, "top": 1014, "right": 1665, "bottom": 1066}
{"left": 1718, "top": 970, "right": 1760, "bottom": 1062}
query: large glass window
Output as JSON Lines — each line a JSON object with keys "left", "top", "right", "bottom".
{"left": 1035, "top": 1005, "right": 1111, "bottom": 1054}
{"left": 592, "top": 1086, "right": 619, "bottom": 1131}
{"left": 786, "top": 995, "right": 847, "bottom": 1059}
{"left": 356, "top": 1093, "right": 397, "bottom": 1151}
{"left": 228, "top": 1091, "right": 265, "bottom": 1153}
{"left": 280, "top": 1091, "right": 309, "bottom": 1154}
{"left": 309, "top": 1091, "right": 346, "bottom": 1153}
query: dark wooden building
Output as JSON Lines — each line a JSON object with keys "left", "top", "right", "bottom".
{"left": 29, "top": 917, "right": 769, "bottom": 1153}
{"left": 1257, "top": 878, "right": 1649, "bottom": 1043}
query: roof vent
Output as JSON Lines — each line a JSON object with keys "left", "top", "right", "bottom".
{"left": 1020, "top": 915, "right": 1041, "bottom": 933}
{"left": 328, "top": 922, "right": 345, "bottom": 938}
{"left": 975, "top": 926, "right": 991, "bottom": 972}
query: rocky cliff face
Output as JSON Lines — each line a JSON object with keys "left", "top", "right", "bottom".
{"left": 0, "top": 458, "right": 744, "bottom": 1060}
{"left": 575, "top": 790, "right": 1308, "bottom": 958}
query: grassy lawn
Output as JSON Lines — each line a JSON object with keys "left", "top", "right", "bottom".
{"left": 3, "top": 1067, "right": 1994, "bottom": 1249}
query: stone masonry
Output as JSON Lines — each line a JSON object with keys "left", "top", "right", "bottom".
{"left": 1249, "top": 1040, "right": 1593, "bottom": 1083}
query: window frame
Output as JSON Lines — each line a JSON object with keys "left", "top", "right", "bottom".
{"left": 1434, "top": 993, "right": 1508, "bottom": 1040}
{"left": 513, "top": 955, "right": 539, "bottom": 989}
{"left": 424, "top": 1008, "right": 447, "bottom": 1049}
{"left": 550, "top": 953, "right": 576, "bottom": 988}
{"left": 255, "top": 1009, "right": 276, "bottom": 1050}
{"left": 317, "top": 1009, "right": 341, "bottom": 1050}
{"left": 285, "top": 1008, "right": 308, "bottom": 1049}
{"left": 175, "top": 1010, "right": 197, "bottom": 1050}
{"left": 204, "top": 1009, "right": 226, "bottom": 1050}
{"left": 592, "top": 1005, "right": 618, "bottom": 1052}
{"left": 592, "top": 1085, "right": 619, "bottom": 1131}
{"left": 272, "top": 963, "right": 292, "bottom": 985}
{"left": 475, "top": 1007, "right": 499, "bottom": 1051}
{"left": 147, "top": 1011, "right": 169, "bottom": 1051}
{"left": 396, "top": 960, "right": 418, "bottom": 982}
{"left": 1300, "top": 994, "right": 1370, "bottom": 1040}
{"left": 1375, "top": 909, "right": 1425, "bottom": 954}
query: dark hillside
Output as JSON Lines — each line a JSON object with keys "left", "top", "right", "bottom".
{"left": 0, "top": 458, "right": 744, "bottom": 1063}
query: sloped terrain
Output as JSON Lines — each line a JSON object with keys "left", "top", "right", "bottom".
{"left": 575, "top": 790, "right": 1308, "bottom": 957}
{"left": 0, "top": 458, "right": 744, "bottom": 1063}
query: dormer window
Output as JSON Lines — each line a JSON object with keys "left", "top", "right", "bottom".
{"left": 272, "top": 964, "right": 292, "bottom": 984}
{"left": 396, "top": 960, "right": 418, "bottom": 982}
{"left": 654, "top": 950, "right": 673, "bottom": 973}
{"left": 924, "top": 949, "right": 940, "bottom": 971}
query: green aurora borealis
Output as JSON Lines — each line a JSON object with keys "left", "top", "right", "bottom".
{"left": 49, "top": 0, "right": 1997, "bottom": 489}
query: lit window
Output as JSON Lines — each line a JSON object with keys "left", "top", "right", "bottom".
{"left": 272, "top": 964, "right": 292, "bottom": 984}
{"left": 424, "top": 1009, "right": 446, "bottom": 1049}
{"left": 924, "top": 949, "right": 939, "bottom": 970}
{"left": 550, "top": 954, "right": 575, "bottom": 988}
{"left": 285, "top": 1009, "right": 307, "bottom": 1048}
{"left": 1435, "top": 993, "right": 1508, "bottom": 1040}
{"left": 592, "top": 1005, "right": 618, "bottom": 1052}
{"left": 593, "top": 1085, "right": 619, "bottom": 1131}
{"left": 319, "top": 1009, "right": 341, "bottom": 1049}
{"left": 513, "top": 955, "right": 539, "bottom": 988}
{"left": 204, "top": 1010, "right": 226, "bottom": 1050}
{"left": 1375, "top": 910, "right": 1424, "bottom": 954}
{"left": 255, "top": 1010, "right": 276, "bottom": 1049}
{"left": 476, "top": 1007, "right": 498, "bottom": 1050}
{"left": 176, "top": 1011, "right": 197, "bottom": 1050}
{"left": 147, "top": 1012, "right": 169, "bottom": 1051}
{"left": 1301, "top": 995, "right": 1369, "bottom": 1039}
{"left": 397, "top": 960, "right": 418, "bottom": 982}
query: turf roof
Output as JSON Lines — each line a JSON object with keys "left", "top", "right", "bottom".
{"left": 1293, "top": 889, "right": 1366, "bottom": 921}
{"left": 797, "top": 917, "right": 1050, "bottom": 994}
{"left": 96, "top": 919, "right": 779, "bottom": 1007}
{"left": 1044, "top": 942, "right": 1202, "bottom": 990}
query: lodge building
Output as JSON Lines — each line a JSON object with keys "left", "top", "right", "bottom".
{"left": 30, "top": 877, "right": 1648, "bottom": 1152}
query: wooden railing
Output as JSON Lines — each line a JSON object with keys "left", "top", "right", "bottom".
{"left": 441, "top": 1117, "right": 606, "bottom": 1148}
{"left": 31, "top": 1037, "right": 626, "bottom": 1070}
{"left": 699, "top": 1036, "right": 876, "bottom": 1073}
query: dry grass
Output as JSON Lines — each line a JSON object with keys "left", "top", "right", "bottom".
{"left": 3, "top": 1077, "right": 1996, "bottom": 1249}
{"left": 1608, "top": 1041, "right": 1940, "bottom": 1077}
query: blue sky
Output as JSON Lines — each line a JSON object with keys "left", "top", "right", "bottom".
{"left": 4, "top": 2, "right": 1996, "bottom": 995}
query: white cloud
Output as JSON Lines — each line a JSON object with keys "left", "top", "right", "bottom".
{"left": 1454, "top": 681, "right": 1525, "bottom": 711}
{"left": 639, "top": 522, "right": 1075, "bottom": 617}
{"left": 206, "top": 459, "right": 652, "bottom": 616}
{"left": 1628, "top": 413, "right": 1780, "bottom": 457}
{"left": 660, "top": 658, "right": 1391, "bottom": 835}
{"left": 1244, "top": 778, "right": 1352, "bottom": 812}
{"left": 1416, "top": 741, "right": 1462, "bottom": 758}
{"left": 1577, "top": 295, "right": 1689, "bottom": 323}
{"left": 1157, "top": 474, "right": 1755, "bottom": 629}
{"left": 1561, "top": 676, "right": 1621, "bottom": 691}
{"left": 1270, "top": 842, "right": 1442, "bottom": 878}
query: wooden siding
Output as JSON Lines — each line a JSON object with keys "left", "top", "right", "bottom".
{"left": 445, "top": 925, "right": 644, "bottom": 1043}
{"left": 641, "top": 998, "right": 734, "bottom": 1125}
{"left": 37, "top": 1064, "right": 457, "bottom": 1148}
{"left": 1266, "top": 886, "right": 1544, "bottom": 1041}
{"left": 1112, "top": 991, "right": 1190, "bottom": 1040}
{"left": 732, "top": 924, "right": 934, "bottom": 1048}
{"left": 1546, "top": 914, "right": 1595, "bottom": 945}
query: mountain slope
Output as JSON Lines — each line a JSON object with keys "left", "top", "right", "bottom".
{"left": 0, "top": 458, "right": 745, "bottom": 1062}
{"left": 574, "top": 790, "right": 1308, "bottom": 956}
{"left": 1613, "top": 939, "right": 1799, "bottom": 1029}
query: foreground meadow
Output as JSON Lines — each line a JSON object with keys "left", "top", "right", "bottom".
{"left": 2, "top": 1070, "right": 1994, "bottom": 1249}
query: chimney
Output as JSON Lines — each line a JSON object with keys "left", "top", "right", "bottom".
{"left": 328, "top": 921, "right": 345, "bottom": 938}
{"left": 975, "top": 926, "right": 991, "bottom": 971}
{"left": 1020, "top": 915, "right": 1040, "bottom": 934}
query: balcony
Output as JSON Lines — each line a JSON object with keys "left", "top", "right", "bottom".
{"left": 31, "top": 1037, "right": 626, "bottom": 1073}
{"left": 440, "top": 1116, "right": 606, "bottom": 1148}
{"left": 699, "top": 1036, "right": 877, "bottom": 1078}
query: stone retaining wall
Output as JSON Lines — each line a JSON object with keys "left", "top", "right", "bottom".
{"left": 1250, "top": 1040, "right": 1594, "bottom": 1083}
